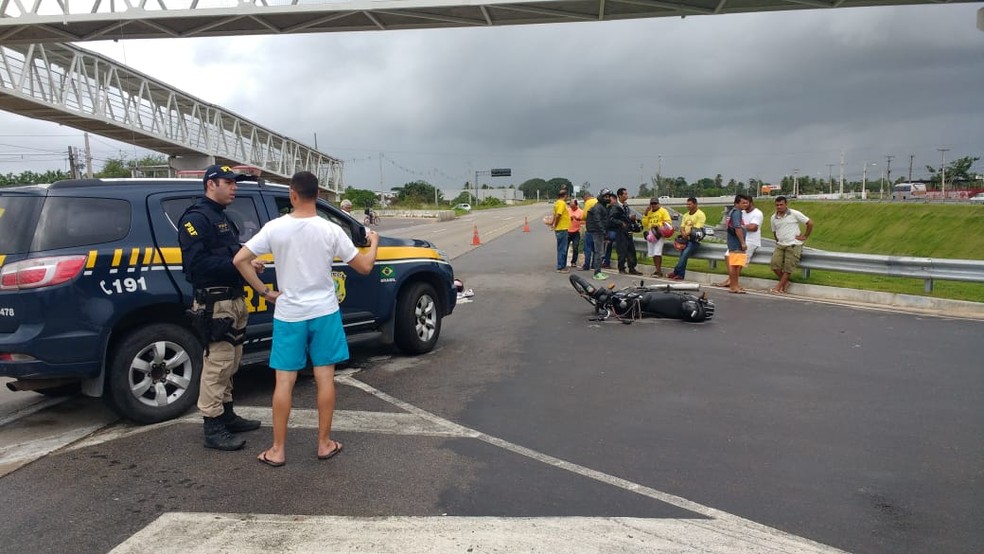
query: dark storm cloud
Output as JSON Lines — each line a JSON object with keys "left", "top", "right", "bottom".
{"left": 1, "top": 4, "right": 980, "bottom": 189}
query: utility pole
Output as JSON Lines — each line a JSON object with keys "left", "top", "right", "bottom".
{"left": 839, "top": 150, "right": 845, "bottom": 197}
{"left": 793, "top": 168, "right": 799, "bottom": 197}
{"left": 938, "top": 148, "right": 950, "bottom": 201}
{"left": 84, "top": 133, "right": 93, "bottom": 178}
{"left": 885, "top": 155, "right": 893, "bottom": 188}
{"left": 908, "top": 154, "right": 914, "bottom": 182}
{"left": 377, "top": 152, "right": 384, "bottom": 208}
{"left": 826, "top": 163, "right": 835, "bottom": 194}
{"left": 67, "top": 146, "right": 79, "bottom": 179}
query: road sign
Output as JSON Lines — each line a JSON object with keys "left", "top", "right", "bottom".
{"left": 490, "top": 168, "right": 511, "bottom": 177}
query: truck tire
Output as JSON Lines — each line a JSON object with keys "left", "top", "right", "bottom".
{"left": 105, "top": 323, "right": 203, "bottom": 424}
{"left": 394, "top": 282, "right": 441, "bottom": 355}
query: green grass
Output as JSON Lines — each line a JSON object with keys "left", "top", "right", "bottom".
{"left": 628, "top": 200, "right": 984, "bottom": 302}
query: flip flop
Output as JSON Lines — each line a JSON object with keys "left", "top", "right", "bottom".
{"left": 714, "top": 283, "right": 730, "bottom": 288}
{"left": 728, "top": 289, "right": 747, "bottom": 294}
{"left": 318, "top": 440, "right": 343, "bottom": 460}
{"left": 769, "top": 288, "right": 785, "bottom": 295}
{"left": 258, "top": 450, "right": 285, "bottom": 468}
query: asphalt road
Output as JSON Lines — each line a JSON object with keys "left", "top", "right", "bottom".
{"left": 0, "top": 210, "right": 980, "bottom": 553}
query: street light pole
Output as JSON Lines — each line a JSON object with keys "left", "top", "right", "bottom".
{"left": 793, "top": 168, "right": 799, "bottom": 197}
{"left": 862, "top": 163, "right": 867, "bottom": 200}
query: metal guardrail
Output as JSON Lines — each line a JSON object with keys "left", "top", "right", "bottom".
{"left": 634, "top": 237, "right": 984, "bottom": 293}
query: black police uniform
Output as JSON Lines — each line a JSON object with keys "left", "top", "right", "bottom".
{"left": 178, "top": 196, "right": 259, "bottom": 450}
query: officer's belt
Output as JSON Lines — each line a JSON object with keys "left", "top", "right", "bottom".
{"left": 195, "top": 286, "right": 243, "bottom": 303}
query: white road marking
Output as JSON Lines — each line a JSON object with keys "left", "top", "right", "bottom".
{"left": 335, "top": 377, "right": 846, "bottom": 553}
{"left": 62, "top": 407, "right": 467, "bottom": 453}
{"left": 0, "top": 396, "right": 70, "bottom": 428}
{"left": 0, "top": 423, "right": 106, "bottom": 466}
{"left": 37, "top": 376, "right": 844, "bottom": 553}
{"left": 112, "top": 513, "right": 846, "bottom": 553}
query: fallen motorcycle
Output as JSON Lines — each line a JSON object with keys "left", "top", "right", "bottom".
{"left": 569, "top": 274, "right": 715, "bottom": 323}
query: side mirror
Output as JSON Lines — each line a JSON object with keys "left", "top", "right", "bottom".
{"left": 355, "top": 224, "right": 368, "bottom": 246}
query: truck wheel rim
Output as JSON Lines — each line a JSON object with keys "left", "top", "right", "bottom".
{"left": 128, "top": 340, "right": 193, "bottom": 408}
{"left": 414, "top": 294, "right": 437, "bottom": 342}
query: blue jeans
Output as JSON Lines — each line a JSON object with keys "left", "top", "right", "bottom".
{"left": 673, "top": 240, "right": 699, "bottom": 277}
{"left": 555, "top": 230, "right": 570, "bottom": 270}
{"left": 568, "top": 231, "right": 581, "bottom": 266}
{"left": 581, "top": 233, "right": 594, "bottom": 269}
{"left": 590, "top": 231, "right": 606, "bottom": 272}
{"left": 602, "top": 230, "right": 616, "bottom": 266}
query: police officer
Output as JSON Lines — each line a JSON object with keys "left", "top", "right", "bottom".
{"left": 178, "top": 164, "right": 262, "bottom": 451}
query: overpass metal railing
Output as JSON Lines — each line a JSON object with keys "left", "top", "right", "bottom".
{"left": 634, "top": 238, "right": 984, "bottom": 293}
{"left": 0, "top": 42, "right": 344, "bottom": 190}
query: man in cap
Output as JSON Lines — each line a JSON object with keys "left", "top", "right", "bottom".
{"left": 549, "top": 188, "right": 571, "bottom": 272}
{"left": 178, "top": 164, "right": 263, "bottom": 451}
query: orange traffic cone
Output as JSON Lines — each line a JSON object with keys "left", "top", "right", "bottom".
{"left": 523, "top": 217, "right": 530, "bottom": 233}
{"left": 472, "top": 224, "right": 481, "bottom": 246}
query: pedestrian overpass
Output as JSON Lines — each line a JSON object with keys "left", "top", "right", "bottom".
{"left": 0, "top": 41, "right": 344, "bottom": 189}
{"left": 0, "top": 0, "right": 980, "bottom": 44}
{"left": 0, "top": 0, "right": 979, "bottom": 189}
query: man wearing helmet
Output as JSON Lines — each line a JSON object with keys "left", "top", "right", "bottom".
{"left": 585, "top": 189, "right": 613, "bottom": 280}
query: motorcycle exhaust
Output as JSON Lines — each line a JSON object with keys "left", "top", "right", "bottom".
{"left": 645, "top": 283, "right": 701, "bottom": 292}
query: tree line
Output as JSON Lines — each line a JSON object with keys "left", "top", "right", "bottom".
{"left": 0, "top": 154, "right": 168, "bottom": 187}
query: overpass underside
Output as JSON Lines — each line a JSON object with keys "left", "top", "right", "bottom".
{"left": 0, "top": 0, "right": 978, "bottom": 189}
{"left": 0, "top": 0, "right": 979, "bottom": 44}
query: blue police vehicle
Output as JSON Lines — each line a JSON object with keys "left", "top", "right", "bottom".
{"left": 0, "top": 178, "right": 456, "bottom": 423}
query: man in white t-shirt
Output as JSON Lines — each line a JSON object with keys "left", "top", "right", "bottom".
{"left": 715, "top": 195, "right": 762, "bottom": 290}
{"left": 233, "top": 171, "right": 379, "bottom": 467}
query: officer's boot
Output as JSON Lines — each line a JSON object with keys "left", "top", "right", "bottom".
{"left": 203, "top": 417, "right": 246, "bottom": 451}
{"left": 220, "top": 401, "right": 261, "bottom": 433}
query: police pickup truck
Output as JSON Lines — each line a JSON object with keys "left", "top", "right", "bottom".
{"left": 0, "top": 178, "right": 456, "bottom": 423}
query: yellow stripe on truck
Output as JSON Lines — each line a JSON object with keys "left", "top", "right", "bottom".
{"left": 374, "top": 246, "right": 442, "bottom": 261}
{"left": 86, "top": 250, "right": 97, "bottom": 269}
{"left": 0, "top": 254, "right": 5, "bottom": 267}
{"left": 159, "top": 247, "right": 182, "bottom": 265}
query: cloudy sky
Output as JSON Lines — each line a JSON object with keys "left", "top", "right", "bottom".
{"left": 1, "top": 4, "right": 982, "bottom": 194}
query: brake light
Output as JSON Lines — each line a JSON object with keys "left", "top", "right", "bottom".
{"left": 0, "top": 353, "right": 36, "bottom": 362}
{"left": 0, "top": 255, "right": 88, "bottom": 290}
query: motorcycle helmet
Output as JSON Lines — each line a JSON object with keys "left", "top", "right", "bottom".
{"left": 673, "top": 235, "right": 688, "bottom": 251}
{"left": 660, "top": 223, "right": 674, "bottom": 238}
{"left": 691, "top": 227, "right": 706, "bottom": 242}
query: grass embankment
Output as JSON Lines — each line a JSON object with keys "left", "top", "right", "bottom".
{"left": 645, "top": 201, "right": 984, "bottom": 302}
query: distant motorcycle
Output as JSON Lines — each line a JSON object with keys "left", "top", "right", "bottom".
{"left": 569, "top": 274, "right": 715, "bottom": 323}
{"left": 364, "top": 208, "right": 380, "bottom": 226}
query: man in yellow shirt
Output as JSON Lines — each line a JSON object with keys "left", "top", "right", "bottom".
{"left": 642, "top": 198, "right": 672, "bottom": 277}
{"left": 667, "top": 197, "right": 706, "bottom": 280}
{"left": 550, "top": 189, "right": 572, "bottom": 272}
{"left": 579, "top": 192, "right": 598, "bottom": 271}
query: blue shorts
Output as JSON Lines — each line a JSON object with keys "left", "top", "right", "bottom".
{"left": 270, "top": 311, "right": 349, "bottom": 371}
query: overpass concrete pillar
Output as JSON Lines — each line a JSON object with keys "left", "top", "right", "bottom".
{"left": 169, "top": 155, "right": 216, "bottom": 174}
